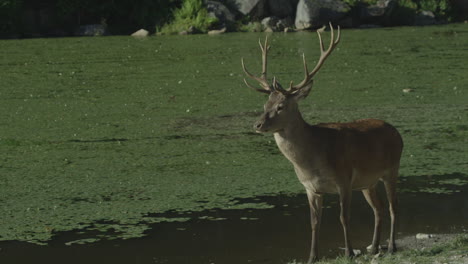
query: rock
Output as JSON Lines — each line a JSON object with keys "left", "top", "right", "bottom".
{"left": 295, "top": 0, "right": 351, "bottom": 30}
{"left": 261, "top": 16, "right": 294, "bottom": 32}
{"left": 416, "top": 233, "right": 434, "bottom": 240}
{"left": 131, "top": 29, "right": 149, "bottom": 37}
{"left": 261, "top": 16, "right": 280, "bottom": 31}
{"left": 278, "top": 17, "right": 294, "bottom": 30}
{"left": 366, "top": 244, "right": 382, "bottom": 252}
{"left": 414, "top": 10, "right": 437, "bottom": 26}
{"left": 402, "top": 88, "right": 413, "bottom": 93}
{"left": 268, "top": 0, "right": 296, "bottom": 18}
{"left": 360, "top": 0, "right": 396, "bottom": 24}
{"left": 179, "top": 26, "right": 199, "bottom": 35}
{"left": 208, "top": 27, "right": 227, "bottom": 35}
{"left": 206, "top": 1, "right": 236, "bottom": 27}
{"left": 234, "top": 0, "right": 267, "bottom": 17}
{"left": 75, "top": 24, "right": 109, "bottom": 36}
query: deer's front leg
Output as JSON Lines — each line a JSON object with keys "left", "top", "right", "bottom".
{"left": 306, "top": 189, "right": 323, "bottom": 264}
{"left": 338, "top": 188, "right": 354, "bottom": 258}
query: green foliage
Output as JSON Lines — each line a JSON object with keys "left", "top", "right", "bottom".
{"left": 237, "top": 21, "right": 264, "bottom": 32}
{"left": 398, "top": 0, "right": 418, "bottom": 9}
{"left": 418, "top": 0, "right": 452, "bottom": 18}
{"left": 158, "top": 0, "right": 218, "bottom": 34}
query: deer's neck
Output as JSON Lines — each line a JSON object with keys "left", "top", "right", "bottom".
{"left": 273, "top": 110, "right": 313, "bottom": 167}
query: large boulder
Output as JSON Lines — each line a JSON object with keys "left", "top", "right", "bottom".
{"left": 206, "top": 1, "right": 236, "bottom": 28}
{"left": 295, "top": 0, "right": 351, "bottom": 30}
{"left": 268, "top": 0, "right": 297, "bottom": 18}
{"left": 234, "top": 0, "right": 267, "bottom": 17}
{"left": 131, "top": 29, "right": 149, "bottom": 37}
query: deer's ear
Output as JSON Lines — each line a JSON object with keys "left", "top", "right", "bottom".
{"left": 291, "top": 80, "right": 313, "bottom": 101}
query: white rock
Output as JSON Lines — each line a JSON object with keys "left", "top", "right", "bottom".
{"left": 131, "top": 29, "right": 149, "bottom": 37}
{"left": 416, "top": 233, "right": 433, "bottom": 239}
{"left": 208, "top": 27, "right": 227, "bottom": 35}
{"left": 402, "top": 88, "right": 413, "bottom": 93}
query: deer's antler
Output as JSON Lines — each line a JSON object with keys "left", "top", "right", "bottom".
{"left": 241, "top": 37, "right": 272, "bottom": 94}
{"left": 241, "top": 23, "right": 340, "bottom": 95}
{"left": 288, "top": 22, "right": 340, "bottom": 94}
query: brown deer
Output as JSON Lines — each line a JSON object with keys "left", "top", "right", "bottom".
{"left": 241, "top": 23, "right": 403, "bottom": 263}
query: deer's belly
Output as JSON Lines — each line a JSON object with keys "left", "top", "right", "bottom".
{"left": 294, "top": 167, "right": 339, "bottom": 194}
{"left": 295, "top": 167, "right": 385, "bottom": 194}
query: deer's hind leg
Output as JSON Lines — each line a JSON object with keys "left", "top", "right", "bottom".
{"left": 383, "top": 170, "right": 399, "bottom": 253}
{"left": 362, "top": 185, "right": 383, "bottom": 254}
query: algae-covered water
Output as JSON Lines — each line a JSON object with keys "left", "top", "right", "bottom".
{"left": 0, "top": 23, "right": 467, "bottom": 250}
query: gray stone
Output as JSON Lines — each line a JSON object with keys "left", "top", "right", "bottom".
{"left": 295, "top": 0, "right": 350, "bottom": 30}
{"left": 268, "top": 0, "right": 296, "bottom": 18}
{"left": 416, "top": 233, "right": 434, "bottom": 240}
{"left": 207, "top": 1, "right": 236, "bottom": 25}
{"left": 278, "top": 17, "right": 294, "bottom": 30}
{"left": 261, "top": 16, "right": 280, "bottom": 30}
{"left": 414, "top": 10, "right": 437, "bottom": 26}
{"left": 131, "top": 29, "right": 149, "bottom": 37}
{"left": 261, "top": 16, "right": 294, "bottom": 32}
{"left": 234, "top": 0, "right": 263, "bottom": 15}
{"left": 208, "top": 27, "right": 227, "bottom": 35}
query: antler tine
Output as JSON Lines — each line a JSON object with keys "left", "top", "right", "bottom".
{"left": 243, "top": 78, "right": 270, "bottom": 94}
{"left": 290, "top": 23, "right": 341, "bottom": 92}
{"left": 259, "top": 37, "right": 270, "bottom": 80}
{"left": 309, "top": 22, "right": 340, "bottom": 77}
{"left": 241, "top": 57, "right": 270, "bottom": 89}
{"left": 273, "top": 76, "right": 288, "bottom": 94}
{"left": 241, "top": 36, "right": 272, "bottom": 93}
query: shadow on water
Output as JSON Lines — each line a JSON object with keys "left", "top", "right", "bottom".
{"left": 1, "top": 177, "right": 467, "bottom": 264}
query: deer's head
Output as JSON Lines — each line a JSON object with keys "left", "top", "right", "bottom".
{"left": 241, "top": 23, "right": 340, "bottom": 133}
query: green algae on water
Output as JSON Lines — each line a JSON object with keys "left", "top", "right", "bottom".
{"left": 0, "top": 23, "right": 467, "bottom": 244}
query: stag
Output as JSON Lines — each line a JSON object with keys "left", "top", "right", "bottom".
{"left": 241, "top": 23, "right": 403, "bottom": 263}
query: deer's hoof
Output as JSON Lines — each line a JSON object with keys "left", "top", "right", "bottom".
{"left": 388, "top": 245, "right": 397, "bottom": 254}
{"left": 307, "top": 255, "right": 319, "bottom": 264}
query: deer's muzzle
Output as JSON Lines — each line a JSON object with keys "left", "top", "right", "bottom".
{"left": 254, "top": 113, "right": 269, "bottom": 133}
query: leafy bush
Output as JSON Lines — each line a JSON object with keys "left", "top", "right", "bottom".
{"left": 237, "top": 21, "right": 264, "bottom": 32}
{"left": 158, "top": 0, "right": 218, "bottom": 34}
{"left": 417, "top": 0, "right": 452, "bottom": 18}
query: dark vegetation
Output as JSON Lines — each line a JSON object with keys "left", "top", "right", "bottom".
{"left": 1, "top": 0, "right": 467, "bottom": 38}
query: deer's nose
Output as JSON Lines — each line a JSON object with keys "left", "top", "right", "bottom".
{"left": 254, "top": 121, "right": 263, "bottom": 130}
